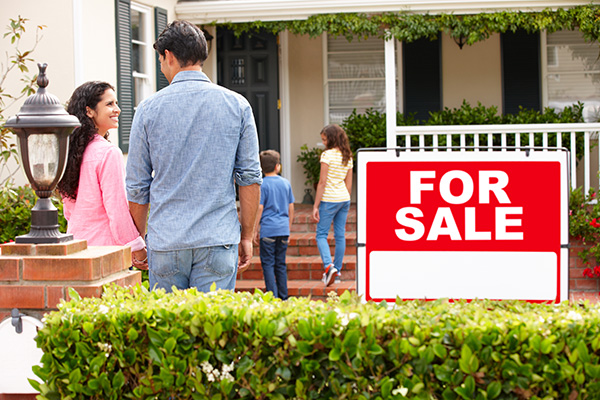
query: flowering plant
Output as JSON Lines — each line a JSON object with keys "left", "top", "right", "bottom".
{"left": 569, "top": 186, "right": 600, "bottom": 277}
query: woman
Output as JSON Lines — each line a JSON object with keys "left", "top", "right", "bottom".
{"left": 312, "top": 124, "right": 353, "bottom": 286}
{"left": 57, "top": 81, "right": 147, "bottom": 268}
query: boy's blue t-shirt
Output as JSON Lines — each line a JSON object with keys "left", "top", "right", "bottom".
{"left": 260, "top": 175, "right": 295, "bottom": 238}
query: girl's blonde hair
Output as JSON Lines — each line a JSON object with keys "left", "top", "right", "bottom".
{"left": 320, "top": 124, "right": 352, "bottom": 166}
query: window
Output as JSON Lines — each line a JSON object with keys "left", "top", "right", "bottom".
{"left": 324, "top": 35, "right": 440, "bottom": 125}
{"left": 131, "top": 3, "right": 153, "bottom": 108}
{"left": 325, "top": 35, "right": 386, "bottom": 124}
{"left": 115, "top": 0, "right": 168, "bottom": 152}
{"left": 545, "top": 30, "right": 600, "bottom": 122}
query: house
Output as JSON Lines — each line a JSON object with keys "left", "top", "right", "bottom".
{"left": 1, "top": 0, "right": 599, "bottom": 201}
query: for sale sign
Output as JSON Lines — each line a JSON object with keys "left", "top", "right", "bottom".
{"left": 356, "top": 149, "right": 569, "bottom": 303}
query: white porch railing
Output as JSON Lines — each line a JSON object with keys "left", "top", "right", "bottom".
{"left": 392, "top": 123, "right": 600, "bottom": 192}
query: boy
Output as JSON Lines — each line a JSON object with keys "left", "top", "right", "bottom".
{"left": 254, "top": 150, "right": 295, "bottom": 300}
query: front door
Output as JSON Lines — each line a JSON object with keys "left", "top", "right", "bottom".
{"left": 217, "top": 29, "right": 280, "bottom": 152}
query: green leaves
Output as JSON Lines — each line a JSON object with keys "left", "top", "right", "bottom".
{"left": 340, "top": 100, "right": 585, "bottom": 159}
{"left": 32, "top": 286, "right": 600, "bottom": 400}
{"left": 221, "top": 5, "right": 600, "bottom": 46}
{"left": 296, "top": 145, "right": 323, "bottom": 188}
{"left": 459, "top": 345, "right": 480, "bottom": 374}
{"left": 0, "top": 183, "right": 67, "bottom": 243}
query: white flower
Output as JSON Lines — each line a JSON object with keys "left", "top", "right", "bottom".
{"left": 392, "top": 386, "right": 409, "bottom": 396}
{"left": 201, "top": 361, "right": 214, "bottom": 374}
{"left": 566, "top": 311, "right": 583, "bottom": 321}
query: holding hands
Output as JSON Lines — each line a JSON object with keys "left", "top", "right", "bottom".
{"left": 132, "top": 248, "right": 148, "bottom": 270}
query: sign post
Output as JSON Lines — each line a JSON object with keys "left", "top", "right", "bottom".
{"left": 357, "top": 149, "right": 569, "bottom": 303}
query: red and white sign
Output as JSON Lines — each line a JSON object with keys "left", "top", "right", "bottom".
{"left": 356, "top": 150, "right": 569, "bottom": 303}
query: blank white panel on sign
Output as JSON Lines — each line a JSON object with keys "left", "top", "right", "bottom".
{"left": 369, "top": 251, "right": 557, "bottom": 301}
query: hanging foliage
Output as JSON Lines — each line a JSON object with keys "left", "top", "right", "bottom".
{"left": 218, "top": 4, "right": 600, "bottom": 44}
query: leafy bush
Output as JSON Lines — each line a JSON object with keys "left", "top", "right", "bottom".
{"left": 570, "top": 186, "right": 600, "bottom": 267}
{"left": 296, "top": 144, "right": 323, "bottom": 189}
{"left": 0, "top": 184, "right": 67, "bottom": 243}
{"left": 340, "top": 101, "right": 585, "bottom": 155}
{"left": 32, "top": 285, "right": 600, "bottom": 400}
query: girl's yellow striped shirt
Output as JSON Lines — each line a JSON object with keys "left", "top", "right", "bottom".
{"left": 321, "top": 148, "right": 353, "bottom": 202}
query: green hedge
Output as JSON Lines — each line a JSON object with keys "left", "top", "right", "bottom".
{"left": 342, "top": 101, "right": 586, "bottom": 156}
{"left": 0, "top": 184, "right": 67, "bottom": 243}
{"left": 32, "top": 285, "right": 600, "bottom": 400}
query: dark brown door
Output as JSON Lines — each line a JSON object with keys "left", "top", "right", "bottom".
{"left": 217, "top": 29, "right": 280, "bottom": 152}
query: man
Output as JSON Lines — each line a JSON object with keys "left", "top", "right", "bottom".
{"left": 126, "top": 20, "right": 262, "bottom": 292}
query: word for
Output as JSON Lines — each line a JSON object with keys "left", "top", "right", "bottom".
{"left": 396, "top": 170, "right": 523, "bottom": 241}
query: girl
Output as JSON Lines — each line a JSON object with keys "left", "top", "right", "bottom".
{"left": 312, "top": 124, "right": 353, "bottom": 286}
{"left": 57, "top": 81, "right": 147, "bottom": 268}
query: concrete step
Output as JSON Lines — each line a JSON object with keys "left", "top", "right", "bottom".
{"left": 235, "top": 279, "right": 356, "bottom": 302}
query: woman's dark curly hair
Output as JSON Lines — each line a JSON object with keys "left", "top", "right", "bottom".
{"left": 57, "top": 81, "right": 114, "bottom": 200}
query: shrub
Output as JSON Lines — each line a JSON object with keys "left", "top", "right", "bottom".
{"left": 0, "top": 184, "right": 66, "bottom": 243}
{"left": 296, "top": 144, "right": 322, "bottom": 189}
{"left": 570, "top": 186, "right": 600, "bottom": 267}
{"left": 32, "top": 285, "right": 600, "bottom": 400}
{"left": 340, "top": 101, "right": 585, "bottom": 155}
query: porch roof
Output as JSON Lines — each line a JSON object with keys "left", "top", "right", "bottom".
{"left": 175, "top": 0, "right": 591, "bottom": 24}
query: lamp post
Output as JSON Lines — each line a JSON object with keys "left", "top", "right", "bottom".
{"left": 5, "top": 63, "right": 80, "bottom": 243}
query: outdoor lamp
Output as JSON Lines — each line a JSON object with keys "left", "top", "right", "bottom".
{"left": 5, "top": 63, "right": 80, "bottom": 243}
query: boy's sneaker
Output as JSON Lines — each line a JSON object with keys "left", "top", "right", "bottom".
{"left": 322, "top": 264, "right": 338, "bottom": 287}
{"left": 334, "top": 273, "right": 341, "bottom": 284}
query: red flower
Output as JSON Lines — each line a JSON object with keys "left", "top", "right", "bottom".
{"left": 594, "top": 266, "right": 600, "bottom": 277}
{"left": 583, "top": 268, "right": 594, "bottom": 278}
{"left": 590, "top": 218, "right": 600, "bottom": 228}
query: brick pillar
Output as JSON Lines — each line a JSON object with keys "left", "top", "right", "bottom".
{"left": 0, "top": 240, "right": 141, "bottom": 398}
{"left": 0, "top": 240, "right": 141, "bottom": 322}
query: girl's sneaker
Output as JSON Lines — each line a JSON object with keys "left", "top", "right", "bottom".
{"left": 334, "top": 272, "right": 341, "bottom": 284}
{"left": 322, "top": 264, "right": 338, "bottom": 286}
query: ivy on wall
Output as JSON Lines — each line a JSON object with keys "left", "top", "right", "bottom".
{"left": 217, "top": 4, "right": 600, "bottom": 44}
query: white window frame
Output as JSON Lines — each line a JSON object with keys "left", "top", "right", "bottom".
{"left": 541, "top": 29, "right": 600, "bottom": 122}
{"left": 324, "top": 34, "right": 393, "bottom": 126}
{"left": 131, "top": 2, "right": 153, "bottom": 107}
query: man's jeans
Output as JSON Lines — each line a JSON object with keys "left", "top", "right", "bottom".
{"left": 316, "top": 201, "right": 350, "bottom": 272}
{"left": 148, "top": 244, "right": 238, "bottom": 292}
{"left": 259, "top": 236, "right": 289, "bottom": 300}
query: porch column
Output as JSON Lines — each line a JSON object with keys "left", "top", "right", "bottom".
{"left": 385, "top": 35, "right": 397, "bottom": 149}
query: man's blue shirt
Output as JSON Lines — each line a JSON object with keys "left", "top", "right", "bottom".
{"left": 126, "top": 70, "right": 262, "bottom": 251}
{"left": 260, "top": 175, "right": 294, "bottom": 238}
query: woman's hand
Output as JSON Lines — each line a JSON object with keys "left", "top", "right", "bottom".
{"left": 312, "top": 207, "right": 320, "bottom": 222}
{"left": 132, "top": 248, "right": 148, "bottom": 270}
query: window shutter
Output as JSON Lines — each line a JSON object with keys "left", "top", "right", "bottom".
{"left": 502, "top": 30, "right": 541, "bottom": 114}
{"left": 154, "top": 7, "right": 169, "bottom": 91}
{"left": 403, "top": 38, "right": 442, "bottom": 121}
{"left": 115, "top": 0, "right": 134, "bottom": 152}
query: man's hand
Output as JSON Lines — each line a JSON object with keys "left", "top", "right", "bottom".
{"left": 238, "top": 238, "right": 253, "bottom": 273}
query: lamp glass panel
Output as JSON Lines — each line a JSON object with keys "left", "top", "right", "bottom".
{"left": 27, "top": 133, "right": 59, "bottom": 187}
